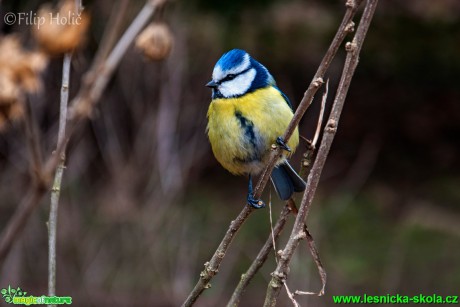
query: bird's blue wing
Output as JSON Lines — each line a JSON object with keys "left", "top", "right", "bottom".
{"left": 267, "top": 72, "right": 293, "bottom": 110}
{"left": 273, "top": 85, "right": 293, "bottom": 110}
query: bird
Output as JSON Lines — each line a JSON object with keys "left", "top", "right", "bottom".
{"left": 206, "top": 49, "right": 306, "bottom": 208}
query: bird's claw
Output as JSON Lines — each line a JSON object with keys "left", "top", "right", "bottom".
{"left": 276, "top": 137, "right": 291, "bottom": 152}
{"left": 247, "top": 193, "right": 266, "bottom": 209}
{"left": 247, "top": 174, "right": 265, "bottom": 209}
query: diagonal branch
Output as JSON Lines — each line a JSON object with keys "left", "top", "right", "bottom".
{"left": 263, "top": 0, "right": 379, "bottom": 305}
{"left": 227, "top": 202, "right": 293, "bottom": 307}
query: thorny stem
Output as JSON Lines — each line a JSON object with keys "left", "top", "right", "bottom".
{"left": 264, "top": 0, "right": 379, "bottom": 306}
{"left": 183, "top": 1, "right": 363, "bottom": 306}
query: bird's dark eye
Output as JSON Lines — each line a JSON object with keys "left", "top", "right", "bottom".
{"left": 223, "top": 74, "right": 236, "bottom": 82}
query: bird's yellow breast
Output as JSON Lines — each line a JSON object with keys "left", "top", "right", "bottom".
{"left": 207, "top": 86, "right": 299, "bottom": 175}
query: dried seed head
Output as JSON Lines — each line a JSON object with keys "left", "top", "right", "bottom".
{"left": 0, "top": 74, "right": 25, "bottom": 130}
{"left": 32, "top": 0, "right": 90, "bottom": 55}
{"left": 135, "top": 23, "right": 174, "bottom": 61}
{"left": 0, "top": 36, "right": 48, "bottom": 93}
{"left": 0, "top": 36, "right": 48, "bottom": 130}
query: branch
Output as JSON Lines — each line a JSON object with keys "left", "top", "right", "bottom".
{"left": 47, "top": 6, "right": 82, "bottom": 303}
{"left": 182, "top": 2, "right": 363, "bottom": 306}
{"left": 298, "top": 224, "right": 326, "bottom": 296}
{"left": 227, "top": 202, "right": 293, "bottom": 307}
{"left": 264, "top": 0, "right": 379, "bottom": 305}
{"left": 91, "top": 0, "right": 130, "bottom": 71}
{"left": 48, "top": 51, "right": 72, "bottom": 303}
{"left": 182, "top": 205, "right": 254, "bottom": 307}
{"left": 69, "top": 0, "right": 161, "bottom": 121}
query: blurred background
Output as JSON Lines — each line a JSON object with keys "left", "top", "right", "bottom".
{"left": 1, "top": 0, "right": 460, "bottom": 306}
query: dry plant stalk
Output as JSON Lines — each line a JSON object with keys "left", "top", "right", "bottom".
{"left": 264, "top": 0, "right": 379, "bottom": 305}
{"left": 0, "top": 0, "right": 169, "bottom": 267}
{"left": 48, "top": 52, "right": 71, "bottom": 305}
{"left": 48, "top": 0, "right": 83, "bottom": 300}
{"left": 182, "top": 1, "right": 365, "bottom": 306}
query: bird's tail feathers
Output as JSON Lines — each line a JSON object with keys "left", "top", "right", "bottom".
{"left": 270, "top": 162, "right": 306, "bottom": 201}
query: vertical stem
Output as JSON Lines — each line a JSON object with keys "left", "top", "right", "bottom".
{"left": 48, "top": 52, "right": 71, "bottom": 305}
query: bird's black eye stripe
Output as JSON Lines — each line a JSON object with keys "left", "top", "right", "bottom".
{"left": 220, "top": 67, "right": 251, "bottom": 83}
{"left": 222, "top": 74, "right": 236, "bottom": 82}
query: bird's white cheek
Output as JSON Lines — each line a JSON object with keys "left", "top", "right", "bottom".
{"left": 219, "top": 68, "right": 256, "bottom": 98}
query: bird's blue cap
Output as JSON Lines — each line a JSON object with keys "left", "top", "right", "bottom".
{"left": 208, "top": 49, "right": 291, "bottom": 107}
{"left": 215, "top": 49, "right": 248, "bottom": 72}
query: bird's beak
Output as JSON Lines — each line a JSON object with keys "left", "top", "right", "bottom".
{"left": 206, "top": 80, "right": 218, "bottom": 88}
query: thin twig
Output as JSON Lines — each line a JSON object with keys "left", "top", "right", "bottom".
{"left": 183, "top": 2, "right": 363, "bottom": 305}
{"left": 48, "top": 51, "right": 72, "bottom": 304}
{"left": 264, "top": 0, "right": 379, "bottom": 305}
{"left": 269, "top": 193, "right": 276, "bottom": 252}
{"left": 91, "top": 0, "right": 130, "bottom": 70}
{"left": 0, "top": 0, "right": 167, "bottom": 268}
{"left": 182, "top": 205, "right": 254, "bottom": 307}
{"left": 299, "top": 224, "right": 326, "bottom": 296}
{"left": 69, "top": 0, "right": 160, "bottom": 121}
{"left": 285, "top": 283, "right": 301, "bottom": 307}
{"left": 290, "top": 82, "right": 329, "bottom": 298}
{"left": 311, "top": 80, "right": 328, "bottom": 150}
{"left": 47, "top": 6, "right": 81, "bottom": 304}
{"left": 227, "top": 203, "right": 292, "bottom": 307}
{"left": 283, "top": 83, "right": 330, "bottom": 300}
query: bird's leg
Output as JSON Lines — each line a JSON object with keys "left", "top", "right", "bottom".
{"left": 247, "top": 175, "right": 265, "bottom": 209}
{"left": 276, "top": 136, "right": 291, "bottom": 152}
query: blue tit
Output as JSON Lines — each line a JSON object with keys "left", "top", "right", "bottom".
{"left": 206, "top": 49, "right": 306, "bottom": 208}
